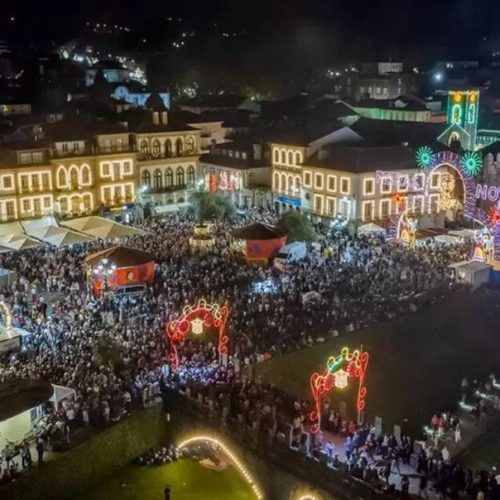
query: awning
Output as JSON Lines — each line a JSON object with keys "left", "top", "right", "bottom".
{"left": 357, "top": 222, "right": 386, "bottom": 235}
{"left": 62, "top": 216, "right": 146, "bottom": 239}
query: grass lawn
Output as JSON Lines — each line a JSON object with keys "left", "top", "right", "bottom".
{"left": 78, "top": 459, "right": 255, "bottom": 500}
{"left": 254, "top": 289, "right": 500, "bottom": 435}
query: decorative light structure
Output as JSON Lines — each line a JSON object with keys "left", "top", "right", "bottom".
{"left": 166, "top": 299, "right": 230, "bottom": 370}
{"left": 177, "top": 435, "right": 264, "bottom": 499}
{"left": 309, "top": 347, "right": 369, "bottom": 433}
{"left": 415, "top": 146, "right": 435, "bottom": 169}
{"left": 461, "top": 151, "right": 483, "bottom": 177}
{"left": 93, "top": 258, "right": 117, "bottom": 293}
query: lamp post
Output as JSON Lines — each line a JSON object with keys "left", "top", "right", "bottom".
{"left": 93, "top": 258, "right": 117, "bottom": 295}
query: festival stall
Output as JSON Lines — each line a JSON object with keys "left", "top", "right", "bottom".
{"left": 357, "top": 222, "right": 386, "bottom": 237}
{"left": 229, "top": 223, "right": 287, "bottom": 265}
{"left": 84, "top": 246, "right": 155, "bottom": 295}
{"left": 62, "top": 216, "right": 146, "bottom": 239}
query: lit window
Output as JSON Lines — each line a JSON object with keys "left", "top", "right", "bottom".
{"left": 122, "top": 161, "right": 132, "bottom": 174}
{"left": 327, "top": 175, "right": 337, "bottom": 192}
{"left": 326, "top": 197, "right": 336, "bottom": 216}
{"left": 362, "top": 200, "right": 374, "bottom": 221}
{"left": 363, "top": 178, "right": 375, "bottom": 196}
{"left": 303, "top": 171, "right": 312, "bottom": 187}
{"left": 313, "top": 194, "right": 324, "bottom": 214}
{"left": 430, "top": 173, "right": 440, "bottom": 189}
{"left": 101, "top": 162, "right": 111, "bottom": 177}
{"left": 413, "top": 173, "right": 425, "bottom": 191}
{"left": 380, "top": 177, "right": 391, "bottom": 194}
{"left": 20, "top": 175, "right": 29, "bottom": 190}
{"left": 2, "top": 176, "right": 13, "bottom": 189}
{"left": 43, "top": 197, "right": 51, "bottom": 208}
{"left": 340, "top": 177, "right": 350, "bottom": 194}
{"left": 397, "top": 175, "right": 409, "bottom": 191}
{"left": 22, "top": 199, "right": 31, "bottom": 212}
{"left": 314, "top": 173, "right": 324, "bottom": 189}
{"left": 379, "top": 199, "right": 391, "bottom": 218}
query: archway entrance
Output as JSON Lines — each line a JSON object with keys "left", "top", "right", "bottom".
{"left": 165, "top": 300, "right": 230, "bottom": 370}
{"left": 177, "top": 434, "right": 264, "bottom": 499}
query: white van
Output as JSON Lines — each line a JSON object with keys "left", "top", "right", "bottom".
{"left": 274, "top": 242, "right": 307, "bottom": 267}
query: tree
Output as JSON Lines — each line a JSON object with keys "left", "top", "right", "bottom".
{"left": 278, "top": 211, "right": 317, "bottom": 242}
{"left": 189, "top": 192, "right": 235, "bottom": 222}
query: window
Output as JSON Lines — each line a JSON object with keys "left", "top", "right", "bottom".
{"left": 166, "top": 140, "right": 173, "bottom": 157}
{"left": 73, "top": 142, "right": 80, "bottom": 152}
{"left": 43, "top": 197, "right": 51, "bottom": 208}
{"left": 280, "top": 174, "right": 286, "bottom": 192}
{"left": 22, "top": 199, "right": 31, "bottom": 212}
{"left": 103, "top": 187, "right": 112, "bottom": 204}
{"left": 70, "top": 168, "right": 78, "bottom": 187}
{"left": 33, "top": 198, "right": 41, "bottom": 213}
{"left": 81, "top": 166, "right": 91, "bottom": 184}
{"left": 101, "top": 162, "right": 111, "bottom": 177}
{"left": 187, "top": 165, "right": 195, "bottom": 187}
{"left": 59, "top": 197, "right": 68, "bottom": 212}
{"left": 273, "top": 172, "right": 279, "bottom": 190}
{"left": 430, "top": 172, "right": 440, "bottom": 189}
{"left": 165, "top": 168, "right": 173, "bottom": 187}
{"left": 42, "top": 173, "right": 50, "bottom": 189}
{"left": 83, "top": 194, "right": 92, "bottom": 210}
{"left": 152, "top": 139, "right": 161, "bottom": 157}
{"left": 124, "top": 184, "right": 133, "bottom": 199}
{"left": 104, "top": 139, "right": 112, "bottom": 151}
{"left": 429, "top": 194, "right": 440, "bottom": 213}
{"left": 288, "top": 151, "right": 294, "bottom": 165}
{"left": 58, "top": 168, "right": 67, "bottom": 187}
{"left": 287, "top": 175, "right": 294, "bottom": 194}
{"left": 142, "top": 170, "right": 151, "bottom": 188}
{"left": 294, "top": 176, "right": 301, "bottom": 192}
{"left": 380, "top": 199, "right": 391, "bottom": 218}
{"left": 327, "top": 175, "right": 337, "bottom": 192}
{"left": 340, "top": 177, "right": 350, "bottom": 194}
{"left": 413, "top": 195, "right": 424, "bottom": 213}
{"left": 314, "top": 173, "right": 324, "bottom": 189}
{"left": 303, "top": 171, "right": 312, "bottom": 187}
{"left": 176, "top": 138, "right": 184, "bottom": 156}
{"left": 140, "top": 140, "right": 149, "bottom": 154}
{"left": 313, "top": 194, "right": 324, "bottom": 214}
{"left": 186, "top": 136, "right": 195, "bottom": 153}
{"left": 281, "top": 151, "right": 286, "bottom": 164}
{"left": 20, "top": 175, "right": 29, "bottom": 190}
{"left": 2, "top": 176, "right": 13, "bottom": 189}
{"left": 273, "top": 149, "right": 279, "bottom": 164}
{"left": 295, "top": 152, "right": 302, "bottom": 165}
{"left": 176, "top": 166, "right": 185, "bottom": 186}
{"left": 363, "top": 178, "right": 375, "bottom": 196}
{"left": 154, "top": 169, "right": 163, "bottom": 189}
{"left": 380, "top": 177, "right": 392, "bottom": 194}
{"left": 32, "top": 175, "right": 39, "bottom": 189}
{"left": 62, "top": 143, "right": 68, "bottom": 153}
{"left": 20, "top": 153, "right": 31, "bottom": 164}
{"left": 5, "top": 201, "right": 14, "bottom": 217}
{"left": 413, "top": 173, "right": 424, "bottom": 191}
{"left": 32, "top": 152, "right": 43, "bottom": 163}
{"left": 326, "top": 197, "right": 336, "bottom": 216}
{"left": 362, "top": 201, "right": 375, "bottom": 221}
{"left": 397, "top": 175, "right": 409, "bottom": 191}
{"left": 122, "top": 161, "right": 132, "bottom": 174}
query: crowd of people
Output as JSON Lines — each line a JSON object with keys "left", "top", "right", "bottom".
{"left": 0, "top": 209, "right": 483, "bottom": 496}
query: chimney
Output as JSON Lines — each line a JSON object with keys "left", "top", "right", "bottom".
{"left": 161, "top": 111, "right": 168, "bottom": 125}
{"left": 152, "top": 111, "right": 160, "bottom": 125}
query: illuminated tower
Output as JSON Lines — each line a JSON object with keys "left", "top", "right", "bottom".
{"left": 438, "top": 90, "right": 479, "bottom": 151}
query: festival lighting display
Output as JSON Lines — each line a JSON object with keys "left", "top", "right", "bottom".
{"left": 461, "top": 151, "right": 483, "bottom": 177}
{"left": 309, "top": 347, "right": 369, "bottom": 433}
{"left": 488, "top": 206, "right": 500, "bottom": 226}
{"left": 177, "top": 435, "right": 264, "bottom": 499}
{"left": 415, "top": 146, "right": 435, "bottom": 170}
{"left": 166, "top": 300, "right": 229, "bottom": 370}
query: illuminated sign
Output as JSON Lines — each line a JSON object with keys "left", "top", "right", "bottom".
{"left": 476, "top": 183, "right": 500, "bottom": 202}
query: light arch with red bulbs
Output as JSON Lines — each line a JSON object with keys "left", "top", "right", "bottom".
{"left": 166, "top": 299, "right": 230, "bottom": 370}
{"left": 309, "top": 346, "right": 369, "bottom": 434}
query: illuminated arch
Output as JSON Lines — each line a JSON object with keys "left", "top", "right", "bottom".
{"left": 309, "top": 346, "right": 369, "bottom": 433}
{"left": 273, "top": 172, "right": 279, "bottom": 190}
{"left": 68, "top": 165, "right": 80, "bottom": 188}
{"left": 56, "top": 166, "right": 68, "bottom": 188}
{"left": 165, "top": 299, "right": 229, "bottom": 370}
{"left": 280, "top": 173, "right": 286, "bottom": 192}
{"left": 177, "top": 434, "right": 264, "bottom": 499}
{"left": 80, "top": 164, "right": 91, "bottom": 185}
{"left": 295, "top": 152, "right": 302, "bottom": 165}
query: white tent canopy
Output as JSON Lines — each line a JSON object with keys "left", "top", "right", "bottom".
{"left": 357, "top": 222, "right": 386, "bottom": 236}
{"left": 448, "top": 229, "right": 476, "bottom": 239}
{"left": 62, "top": 216, "right": 146, "bottom": 240}
{"left": 0, "top": 233, "right": 41, "bottom": 251}
{"left": 434, "top": 234, "right": 460, "bottom": 245}
{"left": 0, "top": 221, "right": 24, "bottom": 237}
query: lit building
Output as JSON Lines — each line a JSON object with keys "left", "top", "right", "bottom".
{"left": 297, "top": 144, "right": 445, "bottom": 222}
{"left": 200, "top": 140, "right": 271, "bottom": 207}
{"left": 136, "top": 110, "right": 201, "bottom": 207}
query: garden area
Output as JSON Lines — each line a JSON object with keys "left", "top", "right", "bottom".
{"left": 254, "top": 289, "right": 500, "bottom": 436}
{"left": 78, "top": 459, "right": 255, "bottom": 500}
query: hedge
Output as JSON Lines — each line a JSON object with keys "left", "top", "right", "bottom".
{"left": 1, "top": 406, "right": 167, "bottom": 500}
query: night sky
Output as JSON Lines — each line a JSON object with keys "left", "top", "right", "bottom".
{"left": 3, "top": 0, "right": 500, "bottom": 60}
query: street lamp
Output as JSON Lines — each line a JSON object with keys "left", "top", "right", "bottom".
{"left": 93, "top": 258, "right": 117, "bottom": 295}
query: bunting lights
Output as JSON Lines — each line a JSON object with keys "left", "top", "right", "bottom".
{"left": 166, "top": 299, "right": 230, "bottom": 370}
{"left": 309, "top": 347, "right": 369, "bottom": 433}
